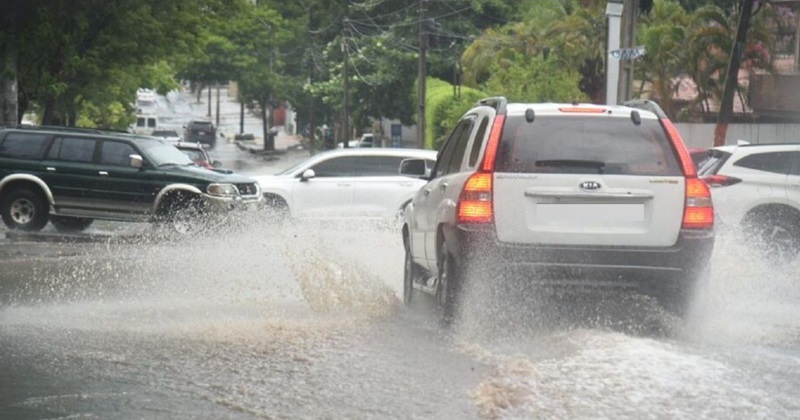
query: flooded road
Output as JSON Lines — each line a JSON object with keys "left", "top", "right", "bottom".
{"left": 2, "top": 220, "right": 800, "bottom": 419}
{"left": 2, "top": 89, "right": 800, "bottom": 418}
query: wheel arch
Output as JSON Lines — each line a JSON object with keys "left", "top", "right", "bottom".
{"left": 0, "top": 175, "right": 55, "bottom": 207}
{"left": 743, "top": 203, "right": 800, "bottom": 224}
{"left": 154, "top": 184, "right": 204, "bottom": 213}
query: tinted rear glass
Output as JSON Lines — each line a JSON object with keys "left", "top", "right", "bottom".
{"left": 0, "top": 132, "right": 50, "bottom": 159}
{"left": 494, "top": 115, "right": 682, "bottom": 176}
{"left": 733, "top": 151, "right": 798, "bottom": 175}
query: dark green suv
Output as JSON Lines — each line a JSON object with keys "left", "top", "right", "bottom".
{"left": 0, "top": 127, "right": 262, "bottom": 233}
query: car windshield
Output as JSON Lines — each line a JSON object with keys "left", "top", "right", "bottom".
{"left": 135, "top": 138, "right": 193, "bottom": 166}
{"left": 179, "top": 148, "right": 207, "bottom": 162}
{"left": 152, "top": 130, "right": 178, "bottom": 137}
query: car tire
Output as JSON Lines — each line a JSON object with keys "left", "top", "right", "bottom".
{"left": 50, "top": 216, "right": 93, "bottom": 233}
{"left": 159, "top": 194, "right": 206, "bottom": 235}
{"left": 1, "top": 188, "right": 49, "bottom": 231}
{"left": 403, "top": 237, "right": 421, "bottom": 308}
{"left": 262, "top": 195, "right": 289, "bottom": 222}
{"left": 655, "top": 266, "right": 709, "bottom": 319}
{"left": 743, "top": 210, "right": 800, "bottom": 263}
{"left": 436, "top": 240, "right": 462, "bottom": 325}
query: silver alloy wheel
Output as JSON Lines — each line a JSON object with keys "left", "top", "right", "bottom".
{"left": 761, "top": 222, "right": 798, "bottom": 261}
{"left": 171, "top": 209, "right": 196, "bottom": 234}
{"left": 10, "top": 197, "right": 36, "bottom": 225}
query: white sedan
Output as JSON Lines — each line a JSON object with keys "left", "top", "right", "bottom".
{"left": 252, "top": 148, "right": 437, "bottom": 220}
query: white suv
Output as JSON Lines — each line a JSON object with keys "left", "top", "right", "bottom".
{"left": 699, "top": 143, "right": 800, "bottom": 261}
{"left": 400, "top": 98, "right": 715, "bottom": 321}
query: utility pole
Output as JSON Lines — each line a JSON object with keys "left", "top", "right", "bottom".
{"left": 605, "top": 1, "right": 623, "bottom": 105}
{"left": 308, "top": 8, "right": 316, "bottom": 154}
{"left": 207, "top": 84, "right": 212, "bottom": 117}
{"left": 618, "top": 0, "right": 636, "bottom": 103}
{"left": 714, "top": 0, "right": 756, "bottom": 147}
{"left": 342, "top": 1, "right": 351, "bottom": 148}
{"left": 417, "top": 0, "right": 427, "bottom": 149}
{"left": 215, "top": 83, "right": 220, "bottom": 128}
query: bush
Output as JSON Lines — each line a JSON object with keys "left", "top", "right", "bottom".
{"left": 422, "top": 78, "right": 487, "bottom": 150}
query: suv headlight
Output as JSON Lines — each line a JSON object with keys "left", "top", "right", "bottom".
{"left": 207, "top": 183, "right": 239, "bottom": 197}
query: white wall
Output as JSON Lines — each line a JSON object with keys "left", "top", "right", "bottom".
{"left": 675, "top": 123, "right": 800, "bottom": 148}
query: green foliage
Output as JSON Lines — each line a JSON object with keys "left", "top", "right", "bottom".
{"left": 76, "top": 101, "right": 134, "bottom": 130}
{"left": 481, "top": 53, "right": 587, "bottom": 103}
{"left": 422, "top": 78, "right": 487, "bottom": 150}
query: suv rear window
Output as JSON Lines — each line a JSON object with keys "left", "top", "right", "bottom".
{"left": 0, "top": 132, "right": 50, "bottom": 159}
{"left": 494, "top": 115, "right": 682, "bottom": 176}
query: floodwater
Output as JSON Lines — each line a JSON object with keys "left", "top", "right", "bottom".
{"left": 2, "top": 218, "right": 799, "bottom": 419}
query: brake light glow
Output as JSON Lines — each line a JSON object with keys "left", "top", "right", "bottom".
{"left": 682, "top": 178, "right": 714, "bottom": 229}
{"left": 558, "top": 107, "right": 606, "bottom": 113}
{"left": 660, "top": 118, "right": 696, "bottom": 177}
{"left": 702, "top": 174, "right": 742, "bottom": 188}
{"left": 457, "top": 172, "right": 493, "bottom": 224}
{"left": 480, "top": 115, "right": 505, "bottom": 172}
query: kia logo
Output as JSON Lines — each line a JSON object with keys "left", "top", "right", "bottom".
{"left": 580, "top": 181, "right": 601, "bottom": 191}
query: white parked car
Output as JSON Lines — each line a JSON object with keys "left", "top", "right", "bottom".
{"left": 252, "top": 148, "right": 437, "bottom": 220}
{"left": 698, "top": 142, "right": 800, "bottom": 261}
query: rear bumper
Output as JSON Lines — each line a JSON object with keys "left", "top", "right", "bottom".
{"left": 446, "top": 225, "right": 714, "bottom": 289}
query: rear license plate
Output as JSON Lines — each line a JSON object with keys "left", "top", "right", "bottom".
{"left": 537, "top": 203, "right": 644, "bottom": 223}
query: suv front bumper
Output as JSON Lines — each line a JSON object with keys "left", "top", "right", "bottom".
{"left": 202, "top": 194, "right": 263, "bottom": 213}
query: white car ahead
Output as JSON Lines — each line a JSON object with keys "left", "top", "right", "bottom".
{"left": 699, "top": 142, "right": 800, "bottom": 261}
{"left": 252, "top": 148, "right": 437, "bottom": 220}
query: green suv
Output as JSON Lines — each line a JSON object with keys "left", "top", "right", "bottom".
{"left": 0, "top": 127, "right": 262, "bottom": 233}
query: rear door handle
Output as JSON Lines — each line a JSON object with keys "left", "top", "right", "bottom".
{"left": 423, "top": 189, "right": 431, "bottom": 196}
{"left": 99, "top": 171, "right": 109, "bottom": 176}
{"left": 336, "top": 183, "right": 351, "bottom": 187}
{"left": 46, "top": 167, "right": 56, "bottom": 172}
{"left": 439, "top": 182, "right": 448, "bottom": 191}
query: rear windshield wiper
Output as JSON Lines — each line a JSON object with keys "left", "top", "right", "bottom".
{"left": 535, "top": 159, "right": 606, "bottom": 170}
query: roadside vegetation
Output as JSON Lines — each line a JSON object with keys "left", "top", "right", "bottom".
{"left": 0, "top": 0, "right": 789, "bottom": 145}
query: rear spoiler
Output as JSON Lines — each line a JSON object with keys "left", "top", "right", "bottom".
{"left": 621, "top": 99, "right": 667, "bottom": 119}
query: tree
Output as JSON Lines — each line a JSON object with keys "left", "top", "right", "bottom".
{"left": 482, "top": 52, "right": 587, "bottom": 103}
{"left": 635, "top": 0, "right": 692, "bottom": 120}
{"left": 3, "top": 0, "right": 233, "bottom": 128}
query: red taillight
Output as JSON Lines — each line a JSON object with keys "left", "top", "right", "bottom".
{"left": 660, "top": 118, "right": 696, "bottom": 178}
{"left": 701, "top": 174, "right": 742, "bottom": 188}
{"left": 480, "top": 115, "right": 505, "bottom": 172}
{"left": 457, "top": 172, "right": 493, "bottom": 224}
{"left": 683, "top": 178, "right": 714, "bottom": 229}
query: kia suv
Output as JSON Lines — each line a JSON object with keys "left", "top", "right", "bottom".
{"left": 0, "top": 127, "right": 261, "bottom": 234}
{"left": 400, "top": 98, "right": 715, "bottom": 321}
{"left": 698, "top": 143, "right": 800, "bottom": 262}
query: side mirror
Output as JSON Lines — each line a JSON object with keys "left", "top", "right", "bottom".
{"left": 300, "top": 169, "right": 316, "bottom": 182}
{"left": 130, "top": 154, "right": 144, "bottom": 169}
{"left": 212, "top": 160, "right": 223, "bottom": 168}
{"left": 399, "top": 158, "right": 428, "bottom": 178}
